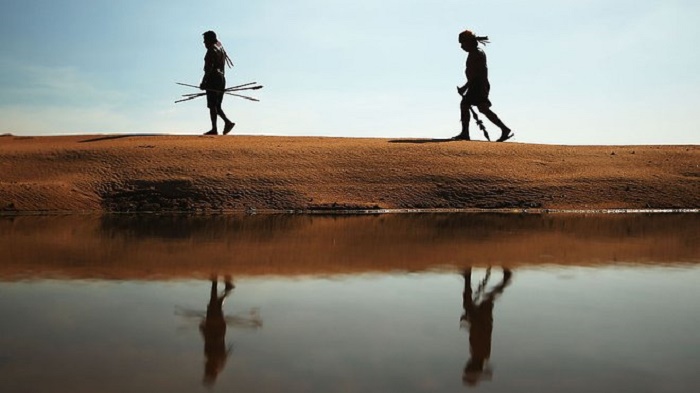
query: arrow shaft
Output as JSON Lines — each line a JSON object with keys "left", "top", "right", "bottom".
{"left": 176, "top": 82, "right": 261, "bottom": 103}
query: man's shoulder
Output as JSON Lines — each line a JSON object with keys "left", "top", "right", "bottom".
{"left": 468, "top": 48, "right": 487, "bottom": 64}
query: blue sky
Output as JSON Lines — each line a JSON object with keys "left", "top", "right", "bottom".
{"left": 0, "top": 0, "right": 698, "bottom": 144}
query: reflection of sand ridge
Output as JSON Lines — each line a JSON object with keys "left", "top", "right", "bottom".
{"left": 1, "top": 214, "right": 698, "bottom": 280}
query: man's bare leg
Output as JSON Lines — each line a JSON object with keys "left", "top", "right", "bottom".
{"left": 476, "top": 104, "right": 513, "bottom": 141}
{"left": 454, "top": 98, "right": 471, "bottom": 140}
{"left": 204, "top": 107, "right": 218, "bottom": 135}
{"left": 217, "top": 105, "right": 235, "bottom": 135}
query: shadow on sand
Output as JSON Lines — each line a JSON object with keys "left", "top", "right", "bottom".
{"left": 388, "top": 138, "right": 460, "bottom": 144}
{"left": 79, "top": 134, "right": 164, "bottom": 143}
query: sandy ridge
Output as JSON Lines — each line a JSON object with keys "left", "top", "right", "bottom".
{"left": 0, "top": 134, "right": 698, "bottom": 213}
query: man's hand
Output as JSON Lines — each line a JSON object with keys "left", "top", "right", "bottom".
{"left": 457, "top": 85, "right": 467, "bottom": 96}
{"left": 199, "top": 81, "right": 206, "bottom": 90}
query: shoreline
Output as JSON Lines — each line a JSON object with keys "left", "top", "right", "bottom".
{"left": 1, "top": 208, "right": 699, "bottom": 217}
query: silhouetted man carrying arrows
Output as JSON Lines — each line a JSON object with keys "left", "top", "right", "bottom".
{"left": 200, "top": 30, "right": 235, "bottom": 135}
{"left": 454, "top": 30, "right": 513, "bottom": 142}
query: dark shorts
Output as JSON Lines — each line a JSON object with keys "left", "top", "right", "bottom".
{"left": 206, "top": 91, "right": 224, "bottom": 109}
{"left": 205, "top": 74, "right": 226, "bottom": 109}
{"left": 461, "top": 81, "right": 491, "bottom": 107}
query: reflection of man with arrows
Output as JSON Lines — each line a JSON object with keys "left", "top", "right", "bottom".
{"left": 200, "top": 275, "right": 235, "bottom": 386}
{"left": 198, "top": 275, "right": 264, "bottom": 387}
{"left": 174, "top": 275, "right": 262, "bottom": 387}
{"left": 200, "top": 30, "right": 236, "bottom": 135}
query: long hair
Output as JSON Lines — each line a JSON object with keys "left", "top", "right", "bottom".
{"left": 203, "top": 30, "right": 234, "bottom": 68}
{"left": 475, "top": 36, "right": 490, "bottom": 45}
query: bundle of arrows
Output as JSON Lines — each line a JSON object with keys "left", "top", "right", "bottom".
{"left": 175, "top": 82, "right": 263, "bottom": 103}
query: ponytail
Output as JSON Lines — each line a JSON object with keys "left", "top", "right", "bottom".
{"left": 459, "top": 29, "right": 490, "bottom": 46}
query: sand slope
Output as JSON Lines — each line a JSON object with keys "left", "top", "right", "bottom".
{"left": 0, "top": 134, "right": 698, "bottom": 212}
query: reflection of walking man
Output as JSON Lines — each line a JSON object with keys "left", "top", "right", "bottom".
{"left": 461, "top": 267, "right": 512, "bottom": 386}
{"left": 200, "top": 275, "right": 234, "bottom": 387}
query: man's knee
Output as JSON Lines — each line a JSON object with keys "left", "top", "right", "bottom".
{"left": 476, "top": 104, "right": 492, "bottom": 114}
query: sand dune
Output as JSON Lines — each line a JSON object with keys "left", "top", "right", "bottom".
{"left": 0, "top": 134, "right": 698, "bottom": 212}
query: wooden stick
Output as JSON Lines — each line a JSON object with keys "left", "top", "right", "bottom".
{"left": 226, "top": 82, "right": 258, "bottom": 90}
{"left": 175, "top": 82, "right": 261, "bottom": 103}
{"left": 177, "top": 82, "right": 259, "bottom": 91}
{"left": 225, "top": 92, "right": 259, "bottom": 102}
{"left": 469, "top": 107, "right": 491, "bottom": 141}
{"left": 179, "top": 83, "right": 233, "bottom": 96}
{"left": 177, "top": 82, "right": 262, "bottom": 94}
{"left": 174, "top": 95, "right": 203, "bottom": 103}
{"left": 176, "top": 92, "right": 259, "bottom": 103}
{"left": 226, "top": 85, "right": 263, "bottom": 92}
{"left": 176, "top": 82, "right": 204, "bottom": 90}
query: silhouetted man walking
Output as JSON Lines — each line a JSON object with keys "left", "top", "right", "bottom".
{"left": 454, "top": 30, "right": 513, "bottom": 142}
{"left": 200, "top": 30, "right": 235, "bottom": 135}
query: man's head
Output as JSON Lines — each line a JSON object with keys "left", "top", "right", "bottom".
{"left": 203, "top": 30, "right": 218, "bottom": 47}
{"left": 459, "top": 30, "right": 489, "bottom": 52}
{"left": 459, "top": 30, "right": 477, "bottom": 52}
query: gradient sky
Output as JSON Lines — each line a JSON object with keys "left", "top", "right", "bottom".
{"left": 0, "top": 0, "right": 698, "bottom": 145}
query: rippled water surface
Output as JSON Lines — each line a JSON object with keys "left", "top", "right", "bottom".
{"left": 1, "top": 214, "right": 699, "bottom": 392}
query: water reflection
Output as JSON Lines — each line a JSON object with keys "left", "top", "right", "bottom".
{"left": 201, "top": 275, "right": 234, "bottom": 386}
{"left": 1, "top": 267, "right": 699, "bottom": 392}
{"left": 175, "top": 276, "right": 262, "bottom": 387}
{"left": 1, "top": 214, "right": 699, "bottom": 392}
{"left": 461, "top": 267, "right": 512, "bottom": 386}
{"left": 1, "top": 213, "right": 697, "bottom": 280}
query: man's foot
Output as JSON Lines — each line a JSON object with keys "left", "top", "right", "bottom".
{"left": 451, "top": 133, "right": 470, "bottom": 141}
{"left": 503, "top": 269, "right": 513, "bottom": 282}
{"left": 223, "top": 122, "right": 236, "bottom": 135}
{"left": 496, "top": 130, "right": 514, "bottom": 142}
{"left": 204, "top": 129, "right": 218, "bottom": 135}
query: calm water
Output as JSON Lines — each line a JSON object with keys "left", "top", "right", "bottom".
{"left": 1, "top": 214, "right": 699, "bottom": 393}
